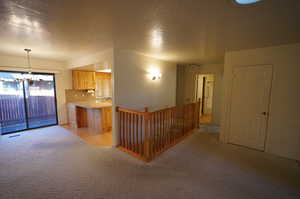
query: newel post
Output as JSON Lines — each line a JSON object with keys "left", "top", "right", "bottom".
{"left": 144, "top": 107, "right": 149, "bottom": 112}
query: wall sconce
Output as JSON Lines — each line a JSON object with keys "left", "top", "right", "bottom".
{"left": 148, "top": 67, "right": 162, "bottom": 80}
{"left": 151, "top": 73, "right": 161, "bottom": 80}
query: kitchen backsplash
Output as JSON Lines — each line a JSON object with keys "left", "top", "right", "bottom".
{"left": 65, "top": 89, "right": 96, "bottom": 102}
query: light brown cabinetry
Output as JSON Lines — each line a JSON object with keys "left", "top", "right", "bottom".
{"left": 67, "top": 103, "right": 77, "bottom": 128}
{"left": 95, "top": 72, "right": 112, "bottom": 97}
{"left": 101, "top": 107, "right": 112, "bottom": 132}
{"left": 67, "top": 102, "right": 112, "bottom": 134}
{"left": 72, "top": 71, "right": 96, "bottom": 90}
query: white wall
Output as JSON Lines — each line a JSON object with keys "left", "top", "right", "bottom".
{"left": 221, "top": 43, "right": 300, "bottom": 161}
{"left": 0, "top": 53, "right": 72, "bottom": 125}
{"left": 114, "top": 49, "right": 177, "bottom": 111}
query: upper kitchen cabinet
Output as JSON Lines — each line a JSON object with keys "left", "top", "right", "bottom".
{"left": 95, "top": 72, "right": 112, "bottom": 98}
{"left": 72, "top": 70, "right": 96, "bottom": 90}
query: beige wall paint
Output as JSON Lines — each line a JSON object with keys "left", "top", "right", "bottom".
{"left": 67, "top": 49, "right": 113, "bottom": 70}
{"left": 113, "top": 49, "right": 177, "bottom": 146}
{"left": 0, "top": 53, "right": 72, "bottom": 125}
{"left": 54, "top": 70, "right": 72, "bottom": 124}
{"left": 114, "top": 49, "right": 177, "bottom": 111}
{"left": 176, "top": 64, "right": 224, "bottom": 126}
{"left": 221, "top": 43, "right": 300, "bottom": 161}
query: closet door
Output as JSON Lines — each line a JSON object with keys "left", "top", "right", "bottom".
{"left": 229, "top": 65, "right": 273, "bottom": 151}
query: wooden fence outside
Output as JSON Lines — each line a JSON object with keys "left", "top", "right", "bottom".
{"left": 116, "top": 101, "right": 200, "bottom": 162}
{"left": 0, "top": 95, "right": 56, "bottom": 128}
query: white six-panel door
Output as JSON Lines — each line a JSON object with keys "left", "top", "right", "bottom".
{"left": 229, "top": 65, "right": 273, "bottom": 151}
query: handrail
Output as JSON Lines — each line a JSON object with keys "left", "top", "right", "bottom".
{"left": 116, "top": 106, "right": 177, "bottom": 115}
{"left": 116, "top": 100, "right": 201, "bottom": 162}
{"left": 116, "top": 107, "right": 148, "bottom": 115}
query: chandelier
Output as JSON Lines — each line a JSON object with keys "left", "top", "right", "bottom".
{"left": 0, "top": 49, "right": 43, "bottom": 82}
{"left": 16, "top": 48, "right": 33, "bottom": 81}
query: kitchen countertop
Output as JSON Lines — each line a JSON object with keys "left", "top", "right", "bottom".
{"left": 69, "top": 101, "right": 112, "bottom": 109}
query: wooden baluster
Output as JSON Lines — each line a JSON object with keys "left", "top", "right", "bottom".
{"left": 157, "top": 112, "right": 160, "bottom": 152}
{"left": 158, "top": 112, "right": 161, "bottom": 151}
{"left": 131, "top": 113, "right": 134, "bottom": 152}
{"left": 122, "top": 112, "right": 125, "bottom": 147}
{"left": 183, "top": 105, "right": 186, "bottom": 135}
{"left": 118, "top": 111, "right": 121, "bottom": 147}
{"left": 165, "top": 110, "right": 168, "bottom": 145}
{"left": 135, "top": 114, "right": 138, "bottom": 153}
{"left": 119, "top": 111, "right": 122, "bottom": 147}
{"left": 171, "top": 109, "right": 174, "bottom": 142}
{"left": 129, "top": 113, "right": 132, "bottom": 151}
{"left": 140, "top": 115, "right": 143, "bottom": 155}
{"left": 126, "top": 113, "right": 129, "bottom": 149}
{"left": 162, "top": 111, "right": 166, "bottom": 148}
{"left": 123, "top": 112, "right": 126, "bottom": 149}
{"left": 135, "top": 114, "right": 138, "bottom": 154}
{"left": 144, "top": 112, "right": 150, "bottom": 161}
{"left": 168, "top": 110, "right": 170, "bottom": 144}
{"left": 149, "top": 114, "right": 153, "bottom": 157}
{"left": 161, "top": 111, "right": 164, "bottom": 150}
{"left": 168, "top": 110, "right": 171, "bottom": 144}
{"left": 154, "top": 114, "right": 156, "bottom": 155}
{"left": 162, "top": 111, "right": 165, "bottom": 150}
{"left": 139, "top": 116, "right": 142, "bottom": 156}
{"left": 132, "top": 114, "right": 135, "bottom": 151}
{"left": 121, "top": 112, "right": 124, "bottom": 147}
{"left": 136, "top": 115, "right": 140, "bottom": 155}
{"left": 122, "top": 112, "right": 125, "bottom": 148}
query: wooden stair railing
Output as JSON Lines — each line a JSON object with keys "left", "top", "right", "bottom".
{"left": 116, "top": 101, "right": 200, "bottom": 162}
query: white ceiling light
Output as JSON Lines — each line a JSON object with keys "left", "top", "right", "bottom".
{"left": 235, "top": 0, "right": 262, "bottom": 5}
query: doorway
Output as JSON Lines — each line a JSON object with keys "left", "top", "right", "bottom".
{"left": 0, "top": 71, "right": 58, "bottom": 134}
{"left": 195, "top": 74, "right": 215, "bottom": 124}
{"left": 228, "top": 65, "right": 273, "bottom": 151}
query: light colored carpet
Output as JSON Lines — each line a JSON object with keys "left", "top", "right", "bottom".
{"left": 0, "top": 126, "right": 299, "bottom": 199}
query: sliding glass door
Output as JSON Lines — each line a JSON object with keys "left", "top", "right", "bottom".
{"left": 0, "top": 71, "right": 58, "bottom": 134}
{"left": 0, "top": 72, "right": 27, "bottom": 133}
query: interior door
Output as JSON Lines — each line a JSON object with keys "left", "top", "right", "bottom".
{"left": 194, "top": 75, "right": 203, "bottom": 117}
{"left": 229, "top": 65, "right": 273, "bottom": 151}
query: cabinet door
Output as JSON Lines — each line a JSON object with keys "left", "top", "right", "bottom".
{"left": 72, "top": 71, "right": 80, "bottom": 89}
{"left": 102, "top": 107, "right": 112, "bottom": 132}
{"left": 87, "top": 72, "right": 96, "bottom": 89}
{"left": 72, "top": 71, "right": 96, "bottom": 90}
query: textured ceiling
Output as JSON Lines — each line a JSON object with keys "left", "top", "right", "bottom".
{"left": 0, "top": 0, "right": 299, "bottom": 64}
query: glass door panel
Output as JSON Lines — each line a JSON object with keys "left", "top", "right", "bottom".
{"left": 0, "top": 72, "right": 27, "bottom": 134}
{"left": 0, "top": 72, "right": 58, "bottom": 134}
{"left": 26, "top": 74, "right": 57, "bottom": 128}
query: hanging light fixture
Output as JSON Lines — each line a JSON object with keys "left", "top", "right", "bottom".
{"left": 12, "top": 48, "right": 41, "bottom": 82}
{"left": 0, "top": 49, "right": 38, "bottom": 83}
{"left": 22, "top": 48, "right": 34, "bottom": 81}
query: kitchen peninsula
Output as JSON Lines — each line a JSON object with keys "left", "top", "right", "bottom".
{"left": 67, "top": 100, "right": 112, "bottom": 134}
